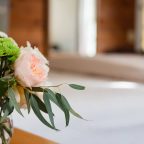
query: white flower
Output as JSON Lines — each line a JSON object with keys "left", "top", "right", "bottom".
{"left": 0, "top": 32, "right": 8, "bottom": 38}
{"left": 14, "top": 42, "right": 49, "bottom": 87}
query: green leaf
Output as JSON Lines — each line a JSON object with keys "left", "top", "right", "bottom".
{"left": 60, "top": 95, "right": 83, "bottom": 119}
{"left": 45, "top": 89, "right": 66, "bottom": 114}
{"left": 0, "top": 80, "right": 8, "bottom": 96}
{"left": 56, "top": 93, "right": 70, "bottom": 126}
{"left": 45, "top": 89, "right": 59, "bottom": 106}
{"left": 1, "top": 100, "right": 14, "bottom": 122}
{"left": 45, "top": 89, "right": 83, "bottom": 125}
{"left": 45, "top": 89, "right": 70, "bottom": 125}
{"left": 27, "top": 87, "right": 53, "bottom": 114}
{"left": 43, "top": 92, "right": 55, "bottom": 127}
{"left": 69, "top": 84, "right": 85, "bottom": 90}
{"left": 8, "top": 88, "right": 23, "bottom": 116}
{"left": 32, "top": 94, "right": 48, "bottom": 114}
{"left": 24, "top": 89, "right": 31, "bottom": 113}
{"left": 30, "top": 95, "right": 57, "bottom": 130}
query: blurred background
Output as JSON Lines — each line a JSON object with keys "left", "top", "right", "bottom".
{"left": 1, "top": 0, "right": 143, "bottom": 82}
{"left": 0, "top": 0, "right": 141, "bottom": 55}
{"left": 2, "top": 0, "right": 144, "bottom": 144}
{"left": 0, "top": 0, "right": 137, "bottom": 55}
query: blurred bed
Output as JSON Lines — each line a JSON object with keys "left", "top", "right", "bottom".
{"left": 50, "top": 53, "right": 144, "bottom": 83}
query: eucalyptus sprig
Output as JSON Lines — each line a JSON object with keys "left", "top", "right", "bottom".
{"left": 22, "top": 83, "right": 85, "bottom": 130}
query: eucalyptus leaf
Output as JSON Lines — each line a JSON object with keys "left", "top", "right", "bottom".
{"left": 69, "top": 84, "right": 85, "bottom": 90}
{"left": 0, "top": 80, "right": 8, "bottom": 96}
{"left": 45, "top": 89, "right": 70, "bottom": 125}
{"left": 24, "top": 89, "right": 31, "bottom": 113}
{"left": 45, "top": 89, "right": 63, "bottom": 111}
{"left": 8, "top": 88, "right": 23, "bottom": 116}
{"left": 45, "top": 89, "right": 66, "bottom": 113}
{"left": 56, "top": 93, "right": 70, "bottom": 126}
{"left": 27, "top": 88, "right": 52, "bottom": 114}
{"left": 43, "top": 92, "right": 55, "bottom": 127}
{"left": 32, "top": 94, "right": 48, "bottom": 114}
{"left": 61, "top": 95, "right": 83, "bottom": 119}
{"left": 30, "top": 96, "right": 57, "bottom": 130}
{"left": 45, "top": 89, "right": 59, "bottom": 106}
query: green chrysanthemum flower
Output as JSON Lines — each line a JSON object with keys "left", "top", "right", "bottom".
{"left": 0, "top": 38, "right": 20, "bottom": 62}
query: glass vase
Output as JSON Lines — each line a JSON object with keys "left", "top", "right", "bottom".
{"left": 0, "top": 116, "right": 13, "bottom": 144}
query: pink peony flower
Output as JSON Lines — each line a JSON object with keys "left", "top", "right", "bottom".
{"left": 14, "top": 42, "right": 49, "bottom": 87}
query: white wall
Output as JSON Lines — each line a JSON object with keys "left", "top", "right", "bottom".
{"left": 49, "top": 0, "right": 78, "bottom": 53}
{"left": 78, "top": 0, "right": 96, "bottom": 57}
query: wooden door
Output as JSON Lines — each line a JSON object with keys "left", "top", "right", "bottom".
{"left": 9, "top": 0, "right": 49, "bottom": 55}
{"left": 97, "top": 0, "right": 135, "bottom": 53}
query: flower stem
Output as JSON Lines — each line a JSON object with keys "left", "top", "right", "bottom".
{"left": 0, "top": 128, "right": 6, "bottom": 144}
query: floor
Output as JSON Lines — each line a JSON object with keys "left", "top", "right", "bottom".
{"left": 12, "top": 71, "right": 144, "bottom": 144}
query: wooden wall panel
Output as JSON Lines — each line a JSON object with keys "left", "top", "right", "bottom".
{"left": 9, "top": 0, "right": 48, "bottom": 55}
{"left": 97, "top": 0, "right": 135, "bottom": 53}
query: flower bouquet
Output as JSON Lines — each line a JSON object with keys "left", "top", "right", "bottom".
{"left": 0, "top": 32, "right": 85, "bottom": 144}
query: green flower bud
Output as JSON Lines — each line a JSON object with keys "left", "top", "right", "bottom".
{"left": 0, "top": 38, "right": 20, "bottom": 62}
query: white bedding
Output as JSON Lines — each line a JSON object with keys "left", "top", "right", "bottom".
{"left": 12, "top": 71, "right": 144, "bottom": 144}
